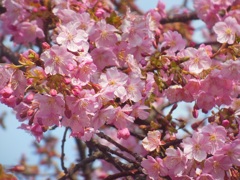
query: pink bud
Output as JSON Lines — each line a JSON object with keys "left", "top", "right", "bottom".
{"left": 27, "top": 78, "right": 34, "bottom": 85}
{"left": 67, "top": 64, "right": 75, "bottom": 71}
{"left": 19, "top": 111, "right": 27, "bottom": 119}
{"left": 42, "top": 42, "right": 50, "bottom": 50}
{"left": 32, "top": 7, "right": 38, "bottom": 13}
{"left": 117, "top": 128, "right": 130, "bottom": 139}
{"left": 50, "top": 89, "right": 57, "bottom": 96}
{"left": 64, "top": 78, "right": 71, "bottom": 84}
{"left": 222, "top": 119, "right": 230, "bottom": 127}
{"left": 39, "top": 6, "right": 47, "bottom": 11}
{"left": 0, "top": 86, "right": 13, "bottom": 98}
{"left": 27, "top": 109, "right": 34, "bottom": 116}
{"left": 95, "top": 8, "right": 105, "bottom": 18}
{"left": 25, "top": 93, "right": 34, "bottom": 104}
{"left": 192, "top": 107, "right": 199, "bottom": 118}
{"left": 72, "top": 87, "right": 81, "bottom": 96}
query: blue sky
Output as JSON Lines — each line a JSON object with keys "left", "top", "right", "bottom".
{"left": 0, "top": 0, "right": 204, "bottom": 173}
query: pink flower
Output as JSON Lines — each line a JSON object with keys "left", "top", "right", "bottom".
{"left": 220, "top": 60, "right": 240, "bottom": 80}
{"left": 65, "top": 93, "right": 99, "bottom": 116}
{"left": 90, "top": 47, "right": 119, "bottom": 71}
{"left": 89, "top": 20, "right": 118, "bottom": 48}
{"left": 98, "top": 67, "right": 128, "bottom": 99}
{"left": 213, "top": 17, "right": 240, "bottom": 44}
{"left": 194, "top": 0, "right": 212, "bottom": 16}
{"left": 196, "top": 174, "right": 214, "bottom": 180}
{"left": 141, "top": 156, "right": 168, "bottom": 179}
{"left": 92, "top": 105, "right": 116, "bottom": 130}
{"left": 215, "top": 139, "right": 240, "bottom": 166}
{"left": 14, "top": 102, "right": 30, "bottom": 122}
{"left": 181, "top": 132, "right": 210, "bottom": 162}
{"left": 56, "top": 22, "right": 88, "bottom": 52}
{"left": 62, "top": 113, "right": 90, "bottom": 135}
{"left": 0, "top": 65, "right": 12, "bottom": 91}
{"left": 200, "top": 123, "right": 227, "bottom": 154}
{"left": 107, "top": 105, "right": 135, "bottom": 130}
{"left": 142, "top": 130, "right": 165, "bottom": 152}
{"left": 71, "top": 58, "right": 97, "bottom": 86}
{"left": 131, "top": 103, "right": 150, "bottom": 120}
{"left": 40, "top": 45, "right": 76, "bottom": 75}
{"left": 124, "top": 75, "right": 144, "bottom": 102}
{"left": 211, "top": 0, "right": 236, "bottom": 7}
{"left": 99, "top": 67, "right": 128, "bottom": 88}
{"left": 18, "top": 123, "right": 44, "bottom": 142}
{"left": 203, "top": 155, "right": 232, "bottom": 180}
{"left": 7, "top": 20, "right": 44, "bottom": 44}
{"left": 162, "top": 30, "right": 186, "bottom": 54}
{"left": 33, "top": 94, "right": 65, "bottom": 126}
{"left": 181, "top": 47, "right": 212, "bottom": 74}
{"left": 163, "top": 147, "right": 187, "bottom": 176}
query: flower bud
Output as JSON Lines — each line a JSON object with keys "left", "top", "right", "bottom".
{"left": 0, "top": 86, "right": 13, "bottom": 98}
{"left": 50, "top": 89, "right": 57, "bottom": 96}
{"left": 42, "top": 42, "right": 50, "bottom": 50}
{"left": 117, "top": 128, "right": 130, "bottom": 139}
{"left": 222, "top": 119, "right": 230, "bottom": 127}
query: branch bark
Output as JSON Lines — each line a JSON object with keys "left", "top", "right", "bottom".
{"left": 0, "top": 41, "right": 20, "bottom": 65}
{"left": 60, "top": 127, "right": 69, "bottom": 175}
{"left": 160, "top": 12, "right": 198, "bottom": 24}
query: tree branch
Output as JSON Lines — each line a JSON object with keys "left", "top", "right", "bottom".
{"left": 96, "top": 132, "right": 143, "bottom": 162}
{"left": 60, "top": 127, "right": 69, "bottom": 175}
{"left": 74, "top": 138, "right": 91, "bottom": 180}
{"left": 104, "top": 170, "right": 141, "bottom": 180}
{"left": 89, "top": 139, "right": 140, "bottom": 166}
{"left": 160, "top": 12, "right": 198, "bottom": 24}
{"left": 0, "top": 41, "right": 20, "bottom": 65}
{"left": 58, "top": 151, "right": 104, "bottom": 180}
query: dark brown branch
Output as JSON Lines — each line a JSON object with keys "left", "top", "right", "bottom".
{"left": 162, "top": 139, "right": 182, "bottom": 149}
{"left": 74, "top": 138, "right": 91, "bottom": 180}
{"left": 89, "top": 140, "right": 140, "bottom": 166}
{"left": 110, "top": 0, "right": 144, "bottom": 15}
{"left": 96, "top": 132, "right": 143, "bottom": 162}
{"left": 104, "top": 170, "right": 141, "bottom": 180}
{"left": 128, "top": 1, "right": 144, "bottom": 14}
{"left": 60, "top": 127, "right": 69, "bottom": 175}
{"left": 58, "top": 151, "right": 104, "bottom": 180}
{"left": 160, "top": 12, "right": 198, "bottom": 24}
{"left": 0, "top": 41, "right": 20, "bottom": 65}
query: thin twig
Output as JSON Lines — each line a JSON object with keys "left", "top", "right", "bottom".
{"left": 74, "top": 138, "right": 91, "bottom": 180}
{"left": 104, "top": 170, "right": 141, "bottom": 180}
{"left": 61, "top": 127, "right": 69, "bottom": 175}
{"left": 89, "top": 140, "right": 140, "bottom": 166}
{"left": 58, "top": 151, "right": 104, "bottom": 180}
{"left": 96, "top": 132, "right": 143, "bottom": 162}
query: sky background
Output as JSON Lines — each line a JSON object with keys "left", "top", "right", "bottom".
{"left": 0, "top": 0, "right": 204, "bottom": 175}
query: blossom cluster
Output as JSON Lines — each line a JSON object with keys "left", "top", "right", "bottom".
{"left": 0, "top": 0, "right": 240, "bottom": 179}
{"left": 141, "top": 123, "right": 240, "bottom": 179}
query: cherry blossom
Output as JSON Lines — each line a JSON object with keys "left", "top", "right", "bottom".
{"left": 162, "top": 30, "right": 186, "bottom": 54}
{"left": 1, "top": 0, "right": 240, "bottom": 179}
{"left": 141, "top": 156, "right": 168, "bottom": 179}
{"left": 40, "top": 45, "right": 76, "bottom": 75}
{"left": 142, "top": 130, "right": 164, "bottom": 152}
{"left": 56, "top": 22, "right": 88, "bottom": 52}
{"left": 213, "top": 17, "right": 240, "bottom": 44}
{"left": 181, "top": 132, "right": 210, "bottom": 162}
{"left": 202, "top": 155, "right": 232, "bottom": 180}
